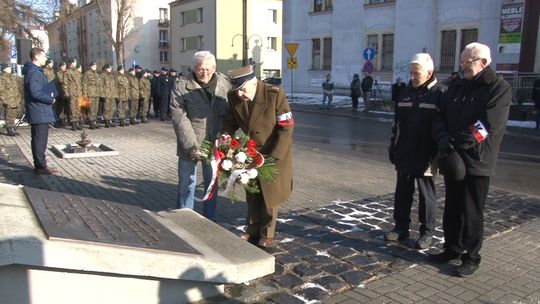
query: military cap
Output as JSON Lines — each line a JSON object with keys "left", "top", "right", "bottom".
{"left": 153, "top": 70, "right": 159, "bottom": 74}
{"left": 89, "top": 61, "right": 97, "bottom": 66}
{"left": 228, "top": 65, "right": 255, "bottom": 91}
{"left": 439, "top": 152, "right": 466, "bottom": 181}
{"left": 102, "top": 64, "right": 111, "bottom": 70}
{"left": 58, "top": 61, "right": 66, "bottom": 67}
{"left": 45, "top": 59, "right": 53, "bottom": 65}
{"left": 68, "top": 57, "right": 77, "bottom": 64}
{"left": 1, "top": 63, "right": 11, "bottom": 71}
{"left": 161, "top": 67, "right": 168, "bottom": 72}
{"left": 117, "top": 65, "right": 124, "bottom": 71}
{"left": 128, "top": 67, "right": 135, "bottom": 72}
{"left": 135, "top": 65, "right": 141, "bottom": 69}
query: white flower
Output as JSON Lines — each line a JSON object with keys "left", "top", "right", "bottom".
{"left": 247, "top": 168, "right": 258, "bottom": 179}
{"left": 235, "top": 152, "right": 247, "bottom": 163}
{"left": 239, "top": 172, "right": 250, "bottom": 184}
{"left": 221, "top": 159, "right": 233, "bottom": 171}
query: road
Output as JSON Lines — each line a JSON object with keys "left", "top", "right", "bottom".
{"left": 292, "top": 110, "right": 540, "bottom": 197}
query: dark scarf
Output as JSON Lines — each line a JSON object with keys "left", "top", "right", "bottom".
{"left": 195, "top": 73, "right": 217, "bottom": 100}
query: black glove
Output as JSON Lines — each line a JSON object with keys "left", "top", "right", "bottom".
{"left": 388, "top": 143, "right": 396, "bottom": 164}
{"left": 438, "top": 136, "right": 455, "bottom": 156}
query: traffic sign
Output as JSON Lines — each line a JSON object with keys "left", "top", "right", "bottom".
{"left": 10, "top": 46, "right": 17, "bottom": 59}
{"left": 287, "top": 57, "right": 297, "bottom": 69}
{"left": 363, "top": 61, "right": 374, "bottom": 74}
{"left": 363, "top": 48, "right": 375, "bottom": 61}
{"left": 285, "top": 43, "right": 299, "bottom": 57}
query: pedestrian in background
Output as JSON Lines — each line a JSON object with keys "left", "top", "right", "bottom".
{"left": 22, "top": 47, "right": 58, "bottom": 175}
{"left": 431, "top": 42, "right": 511, "bottom": 277}
{"left": 151, "top": 70, "right": 161, "bottom": 118}
{"left": 391, "top": 76, "right": 405, "bottom": 106}
{"left": 222, "top": 65, "right": 294, "bottom": 248}
{"left": 55, "top": 61, "right": 68, "bottom": 127}
{"left": 157, "top": 67, "right": 171, "bottom": 121}
{"left": 43, "top": 59, "right": 55, "bottom": 82}
{"left": 532, "top": 77, "right": 540, "bottom": 130}
{"left": 100, "top": 64, "right": 117, "bottom": 128}
{"left": 0, "top": 63, "right": 20, "bottom": 136}
{"left": 170, "top": 50, "right": 231, "bottom": 221}
{"left": 321, "top": 73, "right": 334, "bottom": 109}
{"left": 386, "top": 53, "right": 442, "bottom": 249}
{"left": 63, "top": 58, "right": 82, "bottom": 131}
{"left": 139, "top": 69, "right": 151, "bottom": 123}
{"left": 128, "top": 67, "right": 140, "bottom": 125}
{"left": 361, "top": 71, "right": 374, "bottom": 112}
{"left": 350, "top": 73, "right": 361, "bottom": 112}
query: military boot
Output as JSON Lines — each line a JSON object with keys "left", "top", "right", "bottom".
{"left": 119, "top": 119, "right": 126, "bottom": 127}
{"left": 104, "top": 120, "right": 111, "bottom": 128}
{"left": 141, "top": 117, "right": 149, "bottom": 123}
{"left": 61, "top": 118, "right": 68, "bottom": 127}
{"left": 71, "top": 122, "right": 78, "bottom": 131}
{"left": 6, "top": 127, "right": 16, "bottom": 136}
{"left": 76, "top": 121, "right": 82, "bottom": 130}
{"left": 109, "top": 120, "right": 117, "bottom": 127}
{"left": 130, "top": 117, "right": 140, "bottom": 125}
{"left": 91, "top": 121, "right": 100, "bottom": 129}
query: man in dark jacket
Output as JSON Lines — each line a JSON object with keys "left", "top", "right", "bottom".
{"left": 361, "top": 71, "right": 374, "bottom": 112}
{"left": 23, "top": 47, "right": 58, "bottom": 175}
{"left": 532, "top": 77, "right": 540, "bottom": 130}
{"left": 430, "top": 42, "right": 511, "bottom": 277}
{"left": 157, "top": 67, "right": 171, "bottom": 120}
{"left": 386, "top": 53, "right": 442, "bottom": 249}
{"left": 391, "top": 77, "right": 405, "bottom": 105}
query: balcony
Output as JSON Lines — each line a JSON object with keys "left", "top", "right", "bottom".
{"left": 159, "top": 40, "right": 169, "bottom": 48}
{"left": 158, "top": 18, "right": 169, "bottom": 27}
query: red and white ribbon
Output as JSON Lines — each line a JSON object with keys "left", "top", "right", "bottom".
{"left": 195, "top": 139, "right": 222, "bottom": 202}
{"left": 468, "top": 120, "right": 489, "bottom": 143}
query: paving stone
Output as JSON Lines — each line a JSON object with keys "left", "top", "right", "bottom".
{"left": 272, "top": 273, "right": 304, "bottom": 289}
{"left": 296, "top": 286, "right": 330, "bottom": 301}
{"left": 293, "top": 262, "right": 324, "bottom": 277}
{"left": 321, "top": 262, "right": 355, "bottom": 275}
{"left": 223, "top": 284, "right": 260, "bottom": 303}
{"left": 265, "top": 291, "right": 304, "bottom": 304}
{"left": 327, "top": 246, "right": 358, "bottom": 258}
{"left": 303, "top": 254, "right": 336, "bottom": 265}
{"left": 289, "top": 246, "right": 318, "bottom": 257}
{"left": 274, "top": 253, "right": 301, "bottom": 266}
{"left": 252, "top": 279, "right": 280, "bottom": 297}
{"left": 345, "top": 254, "right": 374, "bottom": 267}
{"left": 340, "top": 270, "right": 373, "bottom": 285}
{"left": 314, "top": 275, "right": 349, "bottom": 292}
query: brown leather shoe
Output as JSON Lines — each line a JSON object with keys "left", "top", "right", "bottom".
{"left": 239, "top": 233, "right": 260, "bottom": 244}
{"left": 257, "top": 237, "right": 274, "bottom": 248}
{"left": 35, "top": 167, "right": 59, "bottom": 175}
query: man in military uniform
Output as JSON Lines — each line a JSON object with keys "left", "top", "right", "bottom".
{"left": 82, "top": 61, "right": 101, "bottom": 129}
{"left": 222, "top": 65, "right": 294, "bottom": 248}
{"left": 115, "top": 65, "right": 130, "bottom": 126}
{"left": 63, "top": 58, "right": 82, "bottom": 130}
{"left": 100, "top": 64, "right": 117, "bottom": 128}
{"left": 139, "top": 69, "right": 151, "bottom": 123}
{"left": 0, "top": 63, "right": 20, "bottom": 136}
{"left": 151, "top": 70, "right": 161, "bottom": 118}
{"left": 55, "top": 61, "right": 69, "bottom": 127}
{"left": 43, "top": 59, "right": 55, "bottom": 82}
{"left": 127, "top": 67, "right": 140, "bottom": 125}
{"left": 157, "top": 67, "right": 171, "bottom": 121}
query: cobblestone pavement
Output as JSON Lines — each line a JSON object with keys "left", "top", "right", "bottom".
{"left": 1, "top": 117, "right": 539, "bottom": 304}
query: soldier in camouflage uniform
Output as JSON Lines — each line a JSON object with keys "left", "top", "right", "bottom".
{"left": 127, "top": 68, "right": 140, "bottom": 125}
{"left": 139, "top": 69, "right": 151, "bottom": 123}
{"left": 115, "top": 65, "right": 130, "bottom": 126}
{"left": 55, "top": 62, "right": 69, "bottom": 127}
{"left": 100, "top": 64, "right": 117, "bottom": 128}
{"left": 82, "top": 62, "right": 101, "bottom": 129}
{"left": 0, "top": 64, "right": 20, "bottom": 136}
{"left": 62, "top": 58, "right": 83, "bottom": 130}
{"left": 43, "top": 59, "right": 55, "bottom": 82}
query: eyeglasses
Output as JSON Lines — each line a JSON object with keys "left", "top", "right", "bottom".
{"left": 460, "top": 58, "right": 482, "bottom": 65}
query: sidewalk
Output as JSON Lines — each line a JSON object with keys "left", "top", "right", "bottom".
{"left": 1, "top": 121, "right": 539, "bottom": 303}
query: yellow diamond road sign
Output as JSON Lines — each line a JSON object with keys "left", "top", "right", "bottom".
{"left": 285, "top": 43, "right": 299, "bottom": 57}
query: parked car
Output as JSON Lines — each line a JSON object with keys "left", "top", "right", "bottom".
{"left": 262, "top": 77, "right": 281, "bottom": 86}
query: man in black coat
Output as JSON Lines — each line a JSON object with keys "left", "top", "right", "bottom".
{"left": 386, "top": 53, "right": 442, "bottom": 249}
{"left": 157, "top": 67, "right": 171, "bottom": 121}
{"left": 23, "top": 47, "right": 59, "bottom": 175}
{"left": 532, "top": 77, "right": 540, "bottom": 130}
{"left": 430, "top": 42, "right": 511, "bottom": 277}
{"left": 361, "top": 71, "right": 374, "bottom": 112}
{"left": 391, "top": 76, "right": 406, "bottom": 106}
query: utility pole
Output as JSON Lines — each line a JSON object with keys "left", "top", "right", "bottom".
{"left": 242, "top": 0, "right": 248, "bottom": 66}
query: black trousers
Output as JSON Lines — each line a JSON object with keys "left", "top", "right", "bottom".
{"left": 351, "top": 94, "right": 359, "bottom": 110}
{"left": 159, "top": 95, "right": 170, "bottom": 120}
{"left": 31, "top": 123, "right": 50, "bottom": 169}
{"left": 443, "top": 175, "right": 490, "bottom": 263}
{"left": 393, "top": 173, "right": 437, "bottom": 236}
{"left": 245, "top": 190, "right": 279, "bottom": 238}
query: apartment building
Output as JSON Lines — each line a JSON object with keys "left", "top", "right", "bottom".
{"left": 46, "top": 0, "right": 172, "bottom": 70}
{"left": 169, "top": 0, "right": 282, "bottom": 78}
{"left": 283, "top": 0, "right": 540, "bottom": 93}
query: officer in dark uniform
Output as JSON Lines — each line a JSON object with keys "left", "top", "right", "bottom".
{"left": 157, "top": 67, "right": 171, "bottom": 121}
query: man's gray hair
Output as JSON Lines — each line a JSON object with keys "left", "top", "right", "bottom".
{"left": 192, "top": 50, "right": 216, "bottom": 67}
{"left": 464, "top": 42, "right": 492, "bottom": 66}
{"left": 409, "top": 53, "right": 434, "bottom": 72}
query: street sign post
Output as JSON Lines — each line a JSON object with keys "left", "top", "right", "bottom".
{"left": 284, "top": 43, "right": 299, "bottom": 102}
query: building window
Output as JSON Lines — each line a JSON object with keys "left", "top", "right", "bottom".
{"left": 440, "top": 30, "right": 457, "bottom": 72}
{"left": 460, "top": 29, "right": 478, "bottom": 53}
{"left": 159, "top": 30, "right": 169, "bottom": 47}
{"left": 160, "top": 51, "right": 168, "bottom": 63}
{"left": 181, "top": 8, "right": 203, "bottom": 26}
{"left": 181, "top": 36, "right": 203, "bottom": 51}
{"left": 267, "top": 37, "right": 277, "bottom": 51}
{"left": 312, "top": 38, "right": 321, "bottom": 69}
{"left": 323, "top": 37, "right": 332, "bottom": 69}
{"left": 365, "top": 0, "right": 395, "bottom": 4}
{"left": 313, "top": 0, "right": 332, "bottom": 12}
{"left": 269, "top": 9, "right": 277, "bottom": 23}
{"left": 159, "top": 8, "right": 168, "bottom": 23}
{"left": 367, "top": 34, "right": 378, "bottom": 53}
{"left": 381, "top": 34, "right": 393, "bottom": 71}
{"left": 312, "top": 37, "right": 332, "bottom": 70}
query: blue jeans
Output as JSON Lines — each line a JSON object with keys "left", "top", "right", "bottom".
{"left": 177, "top": 158, "right": 217, "bottom": 221}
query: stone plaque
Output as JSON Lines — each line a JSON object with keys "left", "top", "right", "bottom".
{"left": 24, "top": 187, "right": 200, "bottom": 255}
